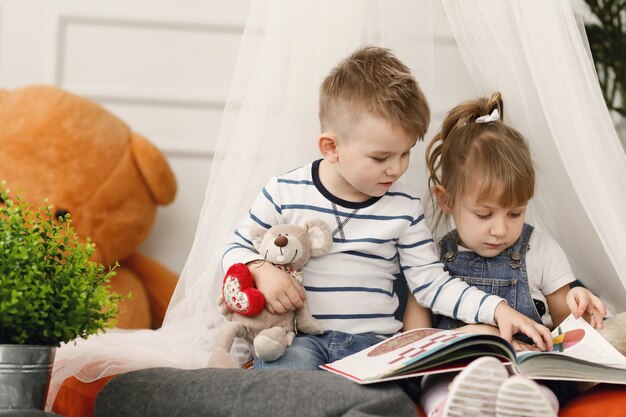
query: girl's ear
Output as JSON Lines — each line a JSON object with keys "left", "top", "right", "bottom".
{"left": 434, "top": 185, "right": 452, "bottom": 214}
{"left": 318, "top": 133, "right": 338, "bottom": 163}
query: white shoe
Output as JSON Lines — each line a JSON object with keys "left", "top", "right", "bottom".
{"left": 442, "top": 357, "right": 509, "bottom": 417}
{"left": 495, "top": 376, "right": 558, "bottom": 417}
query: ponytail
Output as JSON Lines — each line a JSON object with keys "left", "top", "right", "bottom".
{"left": 426, "top": 92, "right": 503, "bottom": 191}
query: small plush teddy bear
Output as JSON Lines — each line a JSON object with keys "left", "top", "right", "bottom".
{"left": 207, "top": 219, "right": 332, "bottom": 368}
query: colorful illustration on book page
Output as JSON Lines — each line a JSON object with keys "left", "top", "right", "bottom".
{"left": 367, "top": 329, "right": 443, "bottom": 357}
{"left": 367, "top": 330, "right": 465, "bottom": 367}
{"left": 552, "top": 328, "right": 584, "bottom": 352}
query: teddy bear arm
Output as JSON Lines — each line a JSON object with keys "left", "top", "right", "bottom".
{"left": 122, "top": 252, "right": 179, "bottom": 328}
{"left": 207, "top": 321, "right": 247, "bottom": 368}
{"left": 295, "top": 302, "right": 324, "bottom": 335}
{"left": 107, "top": 267, "right": 152, "bottom": 329}
{"left": 217, "top": 296, "right": 235, "bottom": 318}
{"left": 215, "top": 321, "right": 247, "bottom": 350}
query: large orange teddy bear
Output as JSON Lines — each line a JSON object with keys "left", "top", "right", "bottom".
{"left": 0, "top": 85, "right": 178, "bottom": 329}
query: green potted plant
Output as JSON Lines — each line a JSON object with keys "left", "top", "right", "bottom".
{"left": 0, "top": 182, "right": 122, "bottom": 410}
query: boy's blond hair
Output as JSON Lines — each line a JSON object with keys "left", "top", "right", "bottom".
{"left": 319, "top": 45, "right": 430, "bottom": 140}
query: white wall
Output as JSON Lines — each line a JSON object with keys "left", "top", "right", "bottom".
{"left": 0, "top": 0, "right": 251, "bottom": 274}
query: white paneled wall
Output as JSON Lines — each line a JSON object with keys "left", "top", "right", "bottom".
{"left": 0, "top": 1, "right": 488, "bottom": 275}
{"left": 0, "top": 0, "right": 251, "bottom": 274}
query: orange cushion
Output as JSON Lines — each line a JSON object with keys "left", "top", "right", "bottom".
{"left": 560, "top": 384, "right": 626, "bottom": 417}
{"left": 52, "top": 375, "right": 116, "bottom": 417}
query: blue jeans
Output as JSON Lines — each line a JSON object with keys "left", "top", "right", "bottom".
{"left": 253, "top": 331, "right": 386, "bottom": 371}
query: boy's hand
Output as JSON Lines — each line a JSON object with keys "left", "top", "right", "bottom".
{"left": 566, "top": 287, "right": 606, "bottom": 329}
{"left": 457, "top": 323, "right": 501, "bottom": 336}
{"left": 511, "top": 339, "right": 542, "bottom": 352}
{"left": 248, "top": 261, "right": 306, "bottom": 314}
{"left": 494, "top": 301, "right": 553, "bottom": 351}
{"left": 458, "top": 324, "right": 541, "bottom": 352}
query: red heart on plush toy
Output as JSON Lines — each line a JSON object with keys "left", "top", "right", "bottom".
{"left": 222, "top": 263, "right": 266, "bottom": 316}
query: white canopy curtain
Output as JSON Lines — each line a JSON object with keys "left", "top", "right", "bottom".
{"left": 443, "top": 0, "right": 626, "bottom": 314}
{"left": 163, "top": 0, "right": 435, "bottom": 330}
{"left": 47, "top": 0, "right": 435, "bottom": 409}
{"left": 47, "top": 0, "right": 626, "bottom": 409}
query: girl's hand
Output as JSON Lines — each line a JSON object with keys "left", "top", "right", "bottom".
{"left": 248, "top": 261, "right": 306, "bottom": 314}
{"left": 566, "top": 287, "right": 606, "bottom": 329}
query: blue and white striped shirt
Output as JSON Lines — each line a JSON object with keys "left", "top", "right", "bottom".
{"left": 221, "top": 160, "right": 502, "bottom": 335}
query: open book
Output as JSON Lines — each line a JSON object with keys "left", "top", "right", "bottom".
{"left": 321, "top": 315, "right": 626, "bottom": 385}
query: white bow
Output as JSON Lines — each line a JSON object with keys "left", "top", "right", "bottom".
{"left": 475, "top": 108, "right": 500, "bottom": 123}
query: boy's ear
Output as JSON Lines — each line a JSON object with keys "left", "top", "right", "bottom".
{"left": 318, "top": 133, "right": 338, "bottom": 163}
{"left": 434, "top": 185, "right": 452, "bottom": 214}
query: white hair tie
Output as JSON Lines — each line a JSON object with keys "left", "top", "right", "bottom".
{"left": 475, "top": 108, "right": 500, "bottom": 123}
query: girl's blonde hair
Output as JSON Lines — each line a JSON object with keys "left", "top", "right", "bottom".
{"left": 425, "top": 92, "right": 535, "bottom": 231}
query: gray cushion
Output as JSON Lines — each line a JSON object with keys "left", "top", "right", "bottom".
{"left": 95, "top": 368, "right": 417, "bottom": 417}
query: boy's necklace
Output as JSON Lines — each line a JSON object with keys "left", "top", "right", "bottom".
{"left": 330, "top": 201, "right": 359, "bottom": 239}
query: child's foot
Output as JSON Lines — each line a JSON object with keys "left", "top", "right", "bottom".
{"left": 427, "top": 397, "right": 446, "bottom": 417}
{"left": 441, "top": 357, "right": 509, "bottom": 417}
{"left": 495, "top": 376, "right": 558, "bottom": 417}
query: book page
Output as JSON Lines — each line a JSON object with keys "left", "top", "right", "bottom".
{"left": 552, "top": 314, "right": 626, "bottom": 367}
{"left": 321, "top": 328, "right": 514, "bottom": 383}
{"left": 321, "top": 329, "right": 459, "bottom": 382}
{"left": 518, "top": 314, "right": 626, "bottom": 368}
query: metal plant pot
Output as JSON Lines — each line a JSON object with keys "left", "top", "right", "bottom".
{"left": 0, "top": 344, "right": 56, "bottom": 410}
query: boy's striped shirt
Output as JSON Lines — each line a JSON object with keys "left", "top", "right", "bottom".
{"left": 221, "top": 160, "right": 502, "bottom": 335}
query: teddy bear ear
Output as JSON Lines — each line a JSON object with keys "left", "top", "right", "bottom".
{"left": 130, "top": 133, "right": 177, "bottom": 205}
{"left": 249, "top": 226, "right": 268, "bottom": 252}
{"left": 304, "top": 219, "right": 332, "bottom": 257}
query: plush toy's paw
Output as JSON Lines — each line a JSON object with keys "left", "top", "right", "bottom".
{"left": 222, "top": 263, "right": 265, "bottom": 316}
{"left": 297, "top": 317, "right": 324, "bottom": 335}
{"left": 295, "top": 303, "right": 324, "bottom": 335}
{"left": 207, "top": 347, "right": 239, "bottom": 368}
{"left": 254, "top": 334, "right": 287, "bottom": 363}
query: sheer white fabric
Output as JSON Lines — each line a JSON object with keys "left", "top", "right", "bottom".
{"left": 443, "top": 0, "right": 626, "bottom": 313}
{"left": 164, "top": 0, "right": 434, "bottom": 329}
{"left": 47, "top": 0, "right": 626, "bottom": 409}
{"left": 46, "top": 0, "right": 434, "bottom": 409}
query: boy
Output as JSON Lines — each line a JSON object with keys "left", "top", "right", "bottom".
{"left": 220, "top": 46, "right": 552, "bottom": 370}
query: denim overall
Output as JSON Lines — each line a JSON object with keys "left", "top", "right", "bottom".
{"left": 432, "top": 223, "right": 544, "bottom": 341}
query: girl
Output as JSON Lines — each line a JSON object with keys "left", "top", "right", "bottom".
{"left": 403, "top": 92, "right": 607, "bottom": 417}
